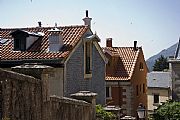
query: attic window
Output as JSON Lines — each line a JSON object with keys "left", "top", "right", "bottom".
{"left": 139, "top": 62, "right": 144, "bottom": 71}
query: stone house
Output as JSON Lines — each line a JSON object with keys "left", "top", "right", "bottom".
{"left": 103, "top": 39, "right": 148, "bottom": 117}
{"left": 169, "top": 39, "right": 180, "bottom": 101}
{"left": 147, "top": 71, "right": 172, "bottom": 115}
{"left": 0, "top": 11, "right": 107, "bottom": 104}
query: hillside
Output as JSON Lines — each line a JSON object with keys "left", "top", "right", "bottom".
{"left": 146, "top": 43, "right": 177, "bottom": 71}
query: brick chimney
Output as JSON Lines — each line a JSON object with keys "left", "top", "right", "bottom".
{"left": 106, "top": 38, "right": 112, "bottom": 47}
{"left": 83, "top": 10, "right": 92, "bottom": 28}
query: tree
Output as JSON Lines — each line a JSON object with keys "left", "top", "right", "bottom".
{"left": 153, "top": 55, "right": 169, "bottom": 71}
{"left": 96, "top": 105, "right": 116, "bottom": 120}
{"left": 152, "top": 100, "right": 180, "bottom": 120}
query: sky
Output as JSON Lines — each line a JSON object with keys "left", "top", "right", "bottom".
{"left": 1, "top": 0, "right": 180, "bottom": 59}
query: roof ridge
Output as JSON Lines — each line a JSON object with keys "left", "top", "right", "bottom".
{"left": 0, "top": 25, "right": 88, "bottom": 30}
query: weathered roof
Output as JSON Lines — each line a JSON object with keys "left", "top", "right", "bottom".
{"left": 147, "top": 71, "right": 172, "bottom": 88}
{"left": 0, "top": 25, "right": 88, "bottom": 61}
{"left": 103, "top": 47, "right": 140, "bottom": 81}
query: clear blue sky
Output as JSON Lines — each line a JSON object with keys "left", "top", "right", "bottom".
{"left": 1, "top": 0, "right": 180, "bottom": 59}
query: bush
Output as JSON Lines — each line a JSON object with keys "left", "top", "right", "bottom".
{"left": 96, "top": 105, "right": 116, "bottom": 120}
{"left": 153, "top": 100, "right": 180, "bottom": 120}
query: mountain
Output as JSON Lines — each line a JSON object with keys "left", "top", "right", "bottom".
{"left": 146, "top": 43, "right": 178, "bottom": 71}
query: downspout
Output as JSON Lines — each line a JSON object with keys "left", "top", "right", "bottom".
{"left": 118, "top": 81, "right": 121, "bottom": 107}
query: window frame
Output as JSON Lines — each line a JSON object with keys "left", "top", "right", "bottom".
{"left": 106, "top": 86, "right": 112, "bottom": 99}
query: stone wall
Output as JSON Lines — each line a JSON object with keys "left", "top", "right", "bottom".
{"left": 0, "top": 68, "right": 95, "bottom": 120}
{"left": 44, "top": 96, "right": 92, "bottom": 120}
{"left": 0, "top": 68, "right": 43, "bottom": 120}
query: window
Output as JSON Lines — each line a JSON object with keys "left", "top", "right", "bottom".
{"left": 106, "top": 87, "right": 111, "bottom": 98}
{"left": 154, "top": 94, "right": 159, "bottom": 103}
{"left": 136, "top": 85, "right": 139, "bottom": 96}
{"left": 84, "top": 41, "right": 92, "bottom": 77}
{"left": 139, "top": 62, "right": 144, "bottom": 71}
{"left": 143, "top": 84, "right": 145, "bottom": 93}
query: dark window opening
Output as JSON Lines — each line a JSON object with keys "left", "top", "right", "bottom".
{"left": 139, "top": 62, "right": 144, "bottom": 70}
{"left": 106, "top": 87, "right": 110, "bottom": 98}
{"left": 136, "top": 85, "right": 139, "bottom": 96}
{"left": 85, "top": 42, "right": 91, "bottom": 74}
{"left": 154, "top": 94, "right": 159, "bottom": 103}
{"left": 143, "top": 84, "right": 145, "bottom": 93}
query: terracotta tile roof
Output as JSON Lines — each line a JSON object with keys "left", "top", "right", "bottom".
{"left": 103, "top": 47, "right": 140, "bottom": 81}
{"left": 0, "top": 25, "right": 88, "bottom": 61}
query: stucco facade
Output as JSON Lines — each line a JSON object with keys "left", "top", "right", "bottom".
{"left": 148, "top": 88, "right": 170, "bottom": 114}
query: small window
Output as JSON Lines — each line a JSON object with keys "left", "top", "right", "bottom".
{"left": 136, "top": 85, "right": 139, "bottom": 96}
{"left": 154, "top": 94, "right": 159, "bottom": 103}
{"left": 106, "top": 87, "right": 111, "bottom": 98}
{"left": 139, "top": 62, "right": 144, "bottom": 71}
{"left": 143, "top": 84, "right": 145, "bottom": 93}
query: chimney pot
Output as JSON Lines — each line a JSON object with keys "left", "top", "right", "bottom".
{"left": 86, "top": 10, "right": 88, "bottom": 17}
{"left": 134, "top": 41, "right": 137, "bottom": 50}
{"left": 106, "top": 38, "right": 112, "bottom": 47}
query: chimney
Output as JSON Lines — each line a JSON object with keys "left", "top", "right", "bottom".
{"left": 83, "top": 10, "right": 92, "bottom": 28}
{"left": 106, "top": 38, "right": 112, "bottom": 47}
{"left": 134, "top": 41, "right": 137, "bottom": 51}
{"left": 48, "top": 26, "right": 63, "bottom": 52}
{"left": 38, "top": 21, "right": 42, "bottom": 27}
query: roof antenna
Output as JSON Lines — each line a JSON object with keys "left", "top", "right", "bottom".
{"left": 55, "top": 22, "right": 57, "bottom": 28}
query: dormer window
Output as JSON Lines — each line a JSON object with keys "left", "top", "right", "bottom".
{"left": 10, "top": 29, "right": 43, "bottom": 51}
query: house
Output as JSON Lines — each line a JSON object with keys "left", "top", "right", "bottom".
{"left": 169, "top": 39, "right": 180, "bottom": 101}
{"left": 0, "top": 10, "right": 107, "bottom": 104}
{"left": 103, "top": 39, "right": 148, "bottom": 117}
{"left": 147, "top": 71, "right": 172, "bottom": 114}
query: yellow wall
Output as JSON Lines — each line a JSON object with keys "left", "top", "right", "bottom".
{"left": 147, "top": 88, "right": 170, "bottom": 114}
{"left": 131, "top": 49, "right": 148, "bottom": 117}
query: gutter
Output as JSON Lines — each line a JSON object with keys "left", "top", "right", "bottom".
{"left": 0, "top": 58, "right": 64, "bottom": 67}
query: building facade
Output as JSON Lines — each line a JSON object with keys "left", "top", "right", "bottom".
{"left": 103, "top": 39, "right": 148, "bottom": 117}
{"left": 0, "top": 11, "right": 107, "bottom": 104}
{"left": 147, "top": 71, "right": 172, "bottom": 114}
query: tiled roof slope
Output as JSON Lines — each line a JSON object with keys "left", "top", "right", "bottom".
{"left": 0, "top": 25, "right": 88, "bottom": 60}
{"left": 147, "top": 71, "right": 172, "bottom": 88}
{"left": 103, "top": 47, "right": 140, "bottom": 80}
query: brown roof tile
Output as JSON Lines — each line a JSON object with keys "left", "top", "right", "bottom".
{"left": 103, "top": 47, "right": 140, "bottom": 81}
{"left": 0, "top": 25, "right": 88, "bottom": 61}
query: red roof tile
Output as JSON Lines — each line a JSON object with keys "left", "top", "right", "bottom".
{"left": 0, "top": 25, "right": 88, "bottom": 61}
{"left": 103, "top": 47, "right": 140, "bottom": 81}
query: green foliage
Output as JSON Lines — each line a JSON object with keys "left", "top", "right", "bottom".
{"left": 153, "top": 100, "right": 180, "bottom": 120}
{"left": 153, "top": 55, "right": 169, "bottom": 71}
{"left": 96, "top": 105, "right": 116, "bottom": 120}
